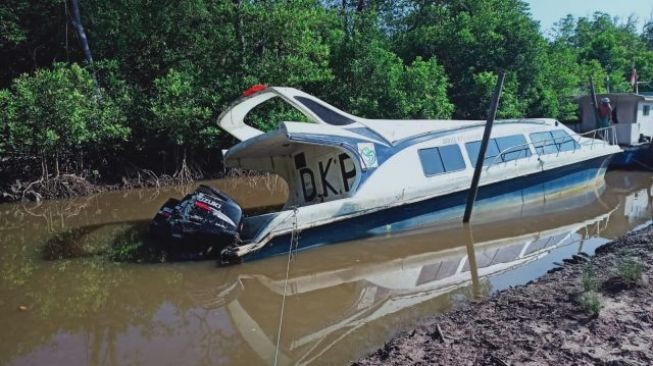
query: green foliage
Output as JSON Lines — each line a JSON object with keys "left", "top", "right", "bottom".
{"left": 398, "top": 57, "right": 454, "bottom": 119}
{"left": 245, "top": 98, "right": 311, "bottom": 132}
{"left": 644, "top": 20, "right": 653, "bottom": 49}
{"left": 392, "top": 0, "right": 544, "bottom": 118}
{"left": 0, "top": 0, "right": 27, "bottom": 47}
{"left": 581, "top": 265, "right": 599, "bottom": 292}
{"left": 557, "top": 13, "right": 653, "bottom": 94}
{"left": 238, "top": 0, "right": 337, "bottom": 87}
{"left": 616, "top": 258, "right": 644, "bottom": 284}
{"left": 543, "top": 43, "right": 583, "bottom": 121}
{"left": 470, "top": 71, "right": 526, "bottom": 119}
{"left": 328, "top": 14, "right": 453, "bottom": 120}
{"left": 4, "top": 63, "right": 129, "bottom": 159}
{"left": 0, "top": 0, "right": 70, "bottom": 87}
{"left": 149, "top": 69, "right": 217, "bottom": 149}
{"left": 579, "top": 291, "right": 602, "bottom": 316}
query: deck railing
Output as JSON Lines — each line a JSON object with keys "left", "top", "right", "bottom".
{"left": 486, "top": 126, "right": 617, "bottom": 169}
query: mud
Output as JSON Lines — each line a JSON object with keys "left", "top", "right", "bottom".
{"left": 356, "top": 225, "right": 653, "bottom": 366}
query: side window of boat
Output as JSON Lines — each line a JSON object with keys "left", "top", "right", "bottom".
{"left": 495, "top": 135, "right": 531, "bottom": 162}
{"left": 551, "top": 130, "right": 580, "bottom": 152}
{"left": 418, "top": 144, "right": 466, "bottom": 176}
{"left": 465, "top": 139, "right": 500, "bottom": 167}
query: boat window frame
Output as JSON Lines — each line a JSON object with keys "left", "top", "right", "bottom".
{"left": 465, "top": 134, "right": 535, "bottom": 167}
{"left": 494, "top": 134, "right": 532, "bottom": 162}
{"left": 530, "top": 131, "right": 559, "bottom": 155}
{"left": 530, "top": 130, "right": 580, "bottom": 155}
{"left": 643, "top": 104, "right": 651, "bottom": 116}
{"left": 465, "top": 139, "right": 500, "bottom": 168}
{"left": 418, "top": 144, "right": 466, "bottom": 177}
{"left": 550, "top": 129, "right": 580, "bottom": 152}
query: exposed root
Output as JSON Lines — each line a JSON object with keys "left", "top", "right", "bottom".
{"left": 138, "top": 168, "right": 161, "bottom": 188}
{"left": 173, "top": 157, "right": 203, "bottom": 185}
{"left": 19, "top": 174, "right": 95, "bottom": 202}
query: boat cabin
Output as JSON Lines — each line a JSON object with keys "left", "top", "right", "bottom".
{"left": 577, "top": 93, "right": 653, "bottom": 146}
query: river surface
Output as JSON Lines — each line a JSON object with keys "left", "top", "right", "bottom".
{"left": 1, "top": 171, "right": 652, "bottom": 366}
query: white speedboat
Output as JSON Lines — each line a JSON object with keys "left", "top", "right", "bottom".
{"left": 209, "top": 86, "right": 621, "bottom": 263}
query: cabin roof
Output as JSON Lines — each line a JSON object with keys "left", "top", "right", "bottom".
{"left": 358, "top": 118, "right": 556, "bottom": 144}
{"left": 576, "top": 93, "right": 653, "bottom": 104}
{"left": 219, "top": 87, "right": 559, "bottom": 154}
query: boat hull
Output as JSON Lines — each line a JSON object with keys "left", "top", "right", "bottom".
{"left": 230, "top": 156, "right": 612, "bottom": 263}
{"left": 608, "top": 144, "right": 652, "bottom": 169}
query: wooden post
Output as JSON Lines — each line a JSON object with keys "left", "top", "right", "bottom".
{"left": 589, "top": 76, "right": 600, "bottom": 129}
{"left": 463, "top": 71, "right": 505, "bottom": 223}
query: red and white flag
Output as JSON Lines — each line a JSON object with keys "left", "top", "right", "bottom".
{"left": 630, "top": 68, "right": 638, "bottom": 87}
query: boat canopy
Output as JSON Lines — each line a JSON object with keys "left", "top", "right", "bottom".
{"left": 217, "top": 87, "right": 363, "bottom": 141}
{"left": 218, "top": 86, "right": 558, "bottom": 146}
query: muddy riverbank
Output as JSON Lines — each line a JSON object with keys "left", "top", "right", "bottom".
{"left": 356, "top": 224, "right": 653, "bottom": 366}
{"left": 355, "top": 225, "right": 653, "bottom": 365}
{"left": 0, "top": 167, "right": 264, "bottom": 203}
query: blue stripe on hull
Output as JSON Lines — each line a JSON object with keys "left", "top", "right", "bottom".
{"left": 241, "top": 156, "right": 611, "bottom": 262}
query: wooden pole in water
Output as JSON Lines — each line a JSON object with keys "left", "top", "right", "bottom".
{"left": 463, "top": 70, "right": 505, "bottom": 223}
{"left": 589, "top": 76, "right": 600, "bottom": 128}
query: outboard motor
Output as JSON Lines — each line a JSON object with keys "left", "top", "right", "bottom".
{"left": 150, "top": 185, "right": 243, "bottom": 254}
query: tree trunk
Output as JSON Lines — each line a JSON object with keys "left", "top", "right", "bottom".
{"left": 233, "top": 0, "right": 246, "bottom": 72}
{"left": 41, "top": 154, "right": 49, "bottom": 182}
{"left": 64, "top": 0, "right": 70, "bottom": 61}
{"left": 55, "top": 153, "right": 60, "bottom": 177}
{"left": 69, "top": 0, "right": 99, "bottom": 93}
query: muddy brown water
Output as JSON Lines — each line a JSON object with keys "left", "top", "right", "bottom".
{"left": 0, "top": 171, "right": 652, "bottom": 366}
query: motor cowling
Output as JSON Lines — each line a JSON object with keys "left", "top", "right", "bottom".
{"left": 150, "top": 185, "right": 243, "bottom": 254}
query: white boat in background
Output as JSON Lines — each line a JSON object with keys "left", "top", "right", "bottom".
{"left": 577, "top": 92, "right": 653, "bottom": 146}
{"left": 576, "top": 92, "right": 653, "bottom": 167}
{"left": 207, "top": 86, "right": 621, "bottom": 264}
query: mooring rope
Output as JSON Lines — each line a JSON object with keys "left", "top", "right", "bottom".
{"left": 273, "top": 206, "right": 300, "bottom": 366}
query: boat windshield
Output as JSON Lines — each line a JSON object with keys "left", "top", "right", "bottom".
{"left": 294, "top": 96, "right": 356, "bottom": 126}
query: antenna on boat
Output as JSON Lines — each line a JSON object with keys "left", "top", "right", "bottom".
{"left": 463, "top": 70, "right": 506, "bottom": 223}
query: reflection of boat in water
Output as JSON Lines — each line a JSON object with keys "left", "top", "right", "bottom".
{"left": 204, "top": 188, "right": 621, "bottom": 365}
{"left": 600, "top": 172, "right": 653, "bottom": 237}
